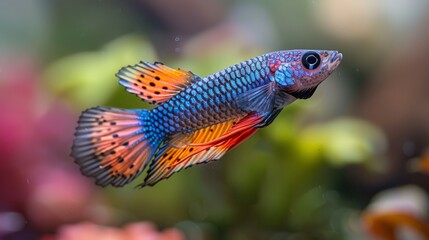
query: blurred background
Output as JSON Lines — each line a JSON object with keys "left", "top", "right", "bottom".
{"left": 1, "top": 0, "right": 429, "bottom": 239}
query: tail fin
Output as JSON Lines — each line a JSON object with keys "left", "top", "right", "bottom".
{"left": 71, "top": 107, "right": 162, "bottom": 187}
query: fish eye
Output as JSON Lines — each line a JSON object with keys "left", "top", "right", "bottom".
{"left": 302, "top": 51, "right": 321, "bottom": 70}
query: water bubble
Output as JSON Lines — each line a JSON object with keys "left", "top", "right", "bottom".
{"left": 174, "top": 36, "right": 181, "bottom": 42}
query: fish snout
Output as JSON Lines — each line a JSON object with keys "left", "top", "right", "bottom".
{"left": 330, "top": 51, "right": 343, "bottom": 63}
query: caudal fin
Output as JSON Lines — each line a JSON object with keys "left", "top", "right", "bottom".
{"left": 71, "top": 107, "right": 161, "bottom": 187}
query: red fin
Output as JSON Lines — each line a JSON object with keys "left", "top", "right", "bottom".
{"left": 116, "top": 62, "right": 199, "bottom": 104}
{"left": 188, "top": 114, "right": 264, "bottom": 147}
{"left": 140, "top": 114, "right": 263, "bottom": 187}
{"left": 71, "top": 107, "right": 159, "bottom": 187}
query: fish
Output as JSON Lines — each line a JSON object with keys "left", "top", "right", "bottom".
{"left": 71, "top": 49, "right": 343, "bottom": 187}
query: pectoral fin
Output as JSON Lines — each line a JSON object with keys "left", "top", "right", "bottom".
{"left": 236, "top": 82, "right": 277, "bottom": 113}
{"left": 288, "top": 85, "right": 318, "bottom": 99}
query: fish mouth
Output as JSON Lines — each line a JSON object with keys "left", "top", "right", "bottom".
{"left": 329, "top": 51, "right": 343, "bottom": 69}
{"left": 330, "top": 51, "right": 342, "bottom": 62}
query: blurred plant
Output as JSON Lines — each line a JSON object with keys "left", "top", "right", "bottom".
{"left": 0, "top": 55, "right": 111, "bottom": 238}
{"left": 43, "top": 35, "right": 157, "bottom": 108}
{"left": 408, "top": 148, "right": 429, "bottom": 174}
{"left": 42, "top": 221, "right": 184, "bottom": 240}
{"left": 295, "top": 117, "right": 387, "bottom": 167}
{"left": 214, "top": 114, "right": 387, "bottom": 238}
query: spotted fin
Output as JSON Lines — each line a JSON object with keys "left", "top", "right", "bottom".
{"left": 116, "top": 62, "right": 201, "bottom": 104}
{"left": 140, "top": 114, "right": 263, "bottom": 187}
{"left": 236, "top": 82, "right": 277, "bottom": 113}
{"left": 71, "top": 107, "right": 162, "bottom": 187}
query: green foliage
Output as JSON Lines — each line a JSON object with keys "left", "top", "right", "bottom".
{"left": 44, "top": 35, "right": 157, "bottom": 108}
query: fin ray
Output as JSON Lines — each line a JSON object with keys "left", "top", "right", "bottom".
{"left": 71, "top": 107, "right": 162, "bottom": 187}
{"left": 140, "top": 114, "right": 264, "bottom": 186}
{"left": 116, "top": 62, "right": 200, "bottom": 104}
{"left": 236, "top": 82, "right": 277, "bottom": 113}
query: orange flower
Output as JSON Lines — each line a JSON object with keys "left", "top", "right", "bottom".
{"left": 362, "top": 186, "right": 429, "bottom": 240}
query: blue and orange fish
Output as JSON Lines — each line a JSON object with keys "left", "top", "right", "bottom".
{"left": 71, "top": 50, "right": 342, "bottom": 187}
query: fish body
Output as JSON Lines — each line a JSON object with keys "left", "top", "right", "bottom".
{"left": 72, "top": 50, "right": 342, "bottom": 187}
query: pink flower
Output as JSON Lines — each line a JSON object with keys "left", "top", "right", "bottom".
{"left": 0, "top": 54, "right": 108, "bottom": 235}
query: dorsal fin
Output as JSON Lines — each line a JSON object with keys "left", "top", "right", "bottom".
{"left": 116, "top": 62, "right": 200, "bottom": 104}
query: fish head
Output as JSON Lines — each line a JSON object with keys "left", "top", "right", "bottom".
{"left": 269, "top": 50, "right": 342, "bottom": 99}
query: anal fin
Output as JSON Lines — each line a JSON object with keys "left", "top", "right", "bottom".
{"left": 140, "top": 114, "right": 264, "bottom": 187}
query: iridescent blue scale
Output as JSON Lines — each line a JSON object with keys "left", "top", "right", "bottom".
{"left": 149, "top": 56, "right": 270, "bottom": 134}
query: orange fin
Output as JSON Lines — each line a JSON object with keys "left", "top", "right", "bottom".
{"left": 116, "top": 62, "right": 200, "bottom": 104}
{"left": 71, "top": 107, "right": 161, "bottom": 187}
{"left": 140, "top": 114, "right": 263, "bottom": 187}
